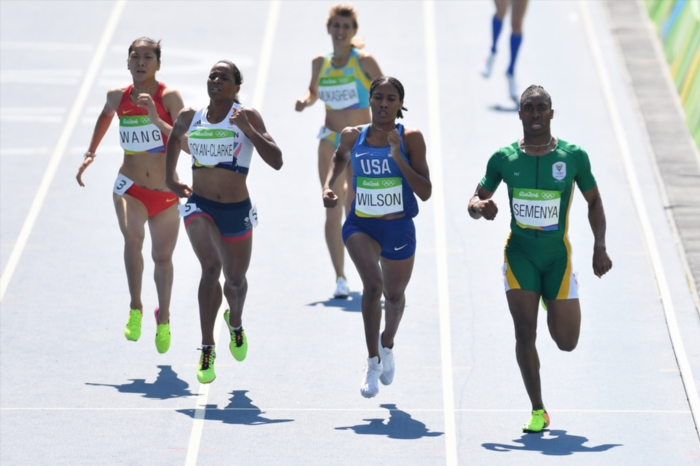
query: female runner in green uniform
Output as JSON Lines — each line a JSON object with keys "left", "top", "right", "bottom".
{"left": 295, "top": 3, "right": 383, "bottom": 299}
{"left": 468, "top": 85, "right": 613, "bottom": 432}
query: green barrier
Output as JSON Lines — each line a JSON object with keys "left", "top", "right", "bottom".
{"left": 646, "top": 0, "right": 700, "bottom": 149}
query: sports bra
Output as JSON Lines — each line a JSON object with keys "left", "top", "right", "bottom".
{"left": 187, "top": 103, "right": 254, "bottom": 175}
{"left": 116, "top": 82, "right": 173, "bottom": 154}
{"left": 317, "top": 48, "right": 372, "bottom": 111}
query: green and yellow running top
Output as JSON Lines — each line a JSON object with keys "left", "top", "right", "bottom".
{"left": 479, "top": 139, "right": 597, "bottom": 240}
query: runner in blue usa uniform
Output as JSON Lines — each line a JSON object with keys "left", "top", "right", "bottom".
{"left": 323, "top": 77, "right": 431, "bottom": 398}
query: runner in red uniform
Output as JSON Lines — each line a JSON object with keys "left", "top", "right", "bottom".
{"left": 76, "top": 37, "right": 185, "bottom": 354}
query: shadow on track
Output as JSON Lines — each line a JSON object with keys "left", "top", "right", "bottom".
{"left": 177, "top": 390, "right": 294, "bottom": 426}
{"left": 488, "top": 103, "right": 519, "bottom": 112}
{"left": 335, "top": 404, "right": 443, "bottom": 439}
{"left": 482, "top": 430, "right": 622, "bottom": 456}
{"left": 307, "top": 291, "right": 368, "bottom": 312}
{"left": 86, "top": 365, "right": 194, "bottom": 399}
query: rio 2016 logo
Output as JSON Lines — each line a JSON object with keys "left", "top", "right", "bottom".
{"left": 382, "top": 180, "right": 396, "bottom": 187}
{"left": 541, "top": 193, "right": 555, "bottom": 200}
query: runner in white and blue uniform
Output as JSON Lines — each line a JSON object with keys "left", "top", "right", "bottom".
{"left": 165, "top": 61, "right": 283, "bottom": 385}
{"left": 323, "top": 77, "right": 431, "bottom": 398}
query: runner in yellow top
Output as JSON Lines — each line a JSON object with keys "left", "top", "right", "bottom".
{"left": 468, "top": 85, "right": 613, "bottom": 432}
{"left": 295, "top": 3, "right": 383, "bottom": 299}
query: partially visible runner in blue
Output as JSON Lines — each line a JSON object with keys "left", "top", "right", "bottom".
{"left": 468, "top": 85, "right": 613, "bottom": 432}
{"left": 481, "top": 0, "right": 529, "bottom": 102}
{"left": 323, "top": 77, "right": 432, "bottom": 398}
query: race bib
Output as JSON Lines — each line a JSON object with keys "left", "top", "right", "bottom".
{"left": 189, "top": 129, "right": 237, "bottom": 167}
{"left": 119, "top": 115, "right": 164, "bottom": 154}
{"left": 178, "top": 203, "right": 198, "bottom": 218}
{"left": 113, "top": 173, "right": 134, "bottom": 195}
{"left": 355, "top": 177, "right": 403, "bottom": 217}
{"left": 241, "top": 204, "right": 259, "bottom": 230}
{"left": 318, "top": 76, "right": 360, "bottom": 110}
{"left": 248, "top": 205, "right": 258, "bottom": 228}
{"left": 512, "top": 188, "right": 560, "bottom": 231}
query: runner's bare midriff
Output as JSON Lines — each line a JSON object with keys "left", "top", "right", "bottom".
{"left": 119, "top": 152, "right": 177, "bottom": 191}
{"left": 193, "top": 169, "right": 249, "bottom": 204}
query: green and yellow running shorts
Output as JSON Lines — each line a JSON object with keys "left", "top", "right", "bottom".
{"left": 502, "top": 234, "right": 579, "bottom": 300}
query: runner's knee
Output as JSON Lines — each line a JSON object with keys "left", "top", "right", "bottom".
{"left": 363, "top": 280, "right": 383, "bottom": 301}
{"left": 151, "top": 254, "right": 172, "bottom": 270}
{"left": 554, "top": 336, "right": 577, "bottom": 352}
{"left": 124, "top": 230, "right": 145, "bottom": 249}
{"left": 224, "top": 273, "right": 246, "bottom": 291}
{"left": 383, "top": 290, "right": 404, "bottom": 308}
{"left": 514, "top": 325, "right": 537, "bottom": 346}
{"left": 200, "top": 258, "right": 222, "bottom": 278}
{"left": 511, "top": 19, "right": 524, "bottom": 34}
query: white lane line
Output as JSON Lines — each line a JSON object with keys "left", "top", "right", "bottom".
{"left": 2, "top": 407, "right": 690, "bottom": 414}
{"left": 423, "top": 2, "right": 457, "bottom": 465}
{"left": 1, "top": 107, "right": 67, "bottom": 123}
{"left": 250, "top": 0, "right": 280, "bottom": 111}
{"left": 0, "top": 148, "right": 50, "bottom": 156}
{"left": 0, "top": 0, "right": 126, "bottom": 303}
{"left": 183, "top": 3, "right": 280, "bottom": 465}
{"left": 184, "top": 316, "right": 223, "bottom": 466}
{"left": 0, "top": 107, "right": 67, "bottom": 113}
{"left": 0, "top": 69, "right": 83, "bottom": 86}
{"left": 579, "top": 0, "right": 700, "bottom": 442}
{"left": 0, "top": 115, "right": 63, "bottom": 123}
{"left": 0, "top": 41, "right": 93, "bottom": 51}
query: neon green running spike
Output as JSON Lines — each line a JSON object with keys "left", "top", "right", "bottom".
{"left": 523, "top": 409, "right": 550, "bottom": 433}
{"left": 196, "top": 347, "right": 216, "bottom": 384}
{"left": 155, "top": 324, "right": 170, "bottom": 353}
{"left": 154, "top": 307, "right": 170, "bottom": 354}
{"left": 224, "top": 309, "right": 248, "bottom": 361}
{"left": 124, "top": 309, "right": 142, "bottom": 341}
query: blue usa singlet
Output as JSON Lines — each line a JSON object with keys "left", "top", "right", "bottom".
{"left": 350, "top": 124, "right": 419, "bottom": 218}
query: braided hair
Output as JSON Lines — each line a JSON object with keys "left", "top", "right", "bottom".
{"left": 369, "top": 76, "right": 408, "bottom": 119}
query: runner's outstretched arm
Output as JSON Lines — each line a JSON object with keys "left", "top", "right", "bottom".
{"left": 76, "top": 90, "right": 119, "bottom": 186}
{"left": 582, "top": 186, "right": 612, "bottom": 277}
